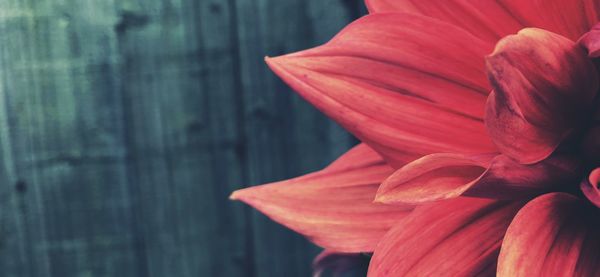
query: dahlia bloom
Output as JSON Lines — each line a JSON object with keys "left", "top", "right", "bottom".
{"left": 231, "top": 1, "right": 600, "bottom": 275}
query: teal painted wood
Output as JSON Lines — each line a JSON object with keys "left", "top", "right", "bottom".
{"left": 0, "top": 0, "right": 363, "bottom": 276}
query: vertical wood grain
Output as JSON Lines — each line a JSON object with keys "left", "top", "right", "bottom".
{"left": 0, "top": 0, "right": 138, "bottom": 276}
{"left": 0, "top": 0, "right": 363, "bottom": 276}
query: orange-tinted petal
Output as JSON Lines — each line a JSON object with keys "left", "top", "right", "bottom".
{"left": 267, "top": 13, "right": 496, "bottom": 168}
{"left": 365, "top": 0, "right": 523, "bottom": 42}
{"left": 375, "top": 153, "right": 581, "bottom": 204}
{"left": 230, "top": 144, "right": 412, "bottom": 252}
{"left": 376, "top": 153, "right": 491, "bottom": 204}
{"left": 485, "top": 28, "right": 598, "bottom": 164}
{"left": 368, "top": 197, "right": 525, "bottom": 276}
{"left": 498, "top": 193, "right": 600, "bottom": 276}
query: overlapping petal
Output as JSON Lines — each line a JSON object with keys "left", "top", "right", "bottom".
{"left": 499, "top": 0, "right": 600, "bottom": 41}
{"left": 498, "top": 193, "right": 600, "bottom": 276}
{"left": 366, "top": 0, "right": 600, "bottom": 41}
{"left": 375, "top": 153, "right": 581, "bottom": 204}
{"left": 266, "top": 13, "right": 496, "bottom": 168}
{"left": 365, "top": 0, "right": 523, "bottom": 42}
{"left": 485, "top": 28, "right": 598, "bottom": 164}
{"left": 579, "top": 22, "right": 600, "bottom": 57}
{"left": 368, "top": 197, "right": 525, "bottom": 276}
{"left": 230, "top": 144, "right": 412, "bottom": 252}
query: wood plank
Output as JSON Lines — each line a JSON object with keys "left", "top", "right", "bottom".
{"left": 0, "top": 0, "right": 364, "bottom": 276}
{"left": 233, "top": 0, "right": 361, "bottom": 276}
{"left": 114, "top": 0, "right": 249, "bottom": 276}
{"left": 0, "top": 0, "right": 139, "bottom": 276}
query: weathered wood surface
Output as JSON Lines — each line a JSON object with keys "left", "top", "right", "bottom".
{"left": 0, "top": 0, "right": 364, "bottom": 276}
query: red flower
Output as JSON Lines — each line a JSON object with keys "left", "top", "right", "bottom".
{"left": 231, "top": 1, "right": 600, "bottom": 275}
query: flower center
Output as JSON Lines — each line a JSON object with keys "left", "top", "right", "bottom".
{"left": 484, "top": 25, "right": 600, "bottom": 207}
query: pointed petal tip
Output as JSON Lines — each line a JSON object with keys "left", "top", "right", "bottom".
{"left": 264, "top": 55, "right": 293, "bottom": 78}
{"left": 372, "top": 194, "right": 387, "bottom": 204}
{"left": 264, "top": 55, "right": 291, "bottom": 69}
{"left": 229, "top": 190, "right": 240, "bottom": 201}
{"left": 264, "top": 55, "right": 277, "bottom": 66}
{"left": 264, "top": 55, "right": 276, "bottom": 63}
{"left": 229, "top": 187, "right": 253, "bottom": 201}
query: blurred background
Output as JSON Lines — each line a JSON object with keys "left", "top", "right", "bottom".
{"left": 0, "top": 0, "right": 366, "bottom": 276}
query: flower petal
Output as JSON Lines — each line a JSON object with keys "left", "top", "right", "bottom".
{"left": 230, "top": 144, "right": 413, "bottom": 252}
{"left": 266, "top": 13, "right": 496, "bottom": 168}
{"left": 579, "top": 22, "right": 600, "bottom": 57}
{"left": 375, "top": 153, "right": 581, "bottom": 204}
{"left": 580, "top": 168, "right": 600, "bottom": 208}
{"left": 500, "top": 0, "right": 600, "bottom": 40}
{"left": 368, "top": 197, "right": 525, "bottom": 276}
{"left": 485, "top": 28, "right": 598, "bottom": 164}
{"left": 366, "top": 0, "right": 600, "bottom": 41}
{"left": 498, "top": 193, "right": 600, "bottom": 276}
{"left": 365, "top": 0, "right": 523, "bottom": 42}
{"left": 312, "top": 250, "right": 369, "bottom": 277}
{"left": 376, "top": 153, "right": 491, "bottom": 204}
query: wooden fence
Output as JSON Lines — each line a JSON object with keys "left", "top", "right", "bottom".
{"left": 0, "top": 0, "right": 365, "bottom": 276}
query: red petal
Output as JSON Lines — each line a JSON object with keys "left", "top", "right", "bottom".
{"left": 368, "top": 197, "right": 525, "bottom": 276}
{"left": 375, "top": 153, "right": 581, "bottom": 204}
{"left": 500, "top": 0, "right": 600, "bottom": 40}
{"left": 498, "top": 193, "right": 600, "bottom": 276}
{"left": 266, "top": 13, "right": 496, "bottom": 168}
{"left": 376, "top": 153, "right": 491, "bottom": 204}
{"left": 465, "top": 154, "right": 582, "bottom": 199}
{"left": 579, "top": 22, "right": 600, "bottom": 57}
{"left": 312, "top": 250, "right": 368, "bottom": 277}
{"left": 365, "top": 0, "right": 523, "bottom": 42}
{"left": 485, "top": 28, "right": 598, "bottom": 164}
{"left": 230, "top": 144, "right": 413, "bottom": 252}
{"left": 367, "top": 0, "right": 600, "bottom": 42}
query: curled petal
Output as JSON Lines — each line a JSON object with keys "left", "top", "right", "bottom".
{"left": 266, "top": 13, "right": 496, "bottom": 168}
{"left": 580, "top": 168, "right": 600, "bottom": 208}
{"left": 312, "top": 250, "right": 369, "bottom": 277}
{"left": 485, "top": 28, "right": 598, "bottom": 164}
{"left": 375, "top": 153, "right": 491, "bottom": 204}
{"left": 375, "top": 153, "right": 581, "bottom": 204}
{"left": 230, "top": 144, "right": 413, "bottom": 252}
{"left": 368, "top": 197, "right": 525, "bottom": 276}
{"left": 498, "top": 193, "right": 600, "bottom": 276}
{"left": 579, "top": 22, "right": 600, "bottom": 57}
